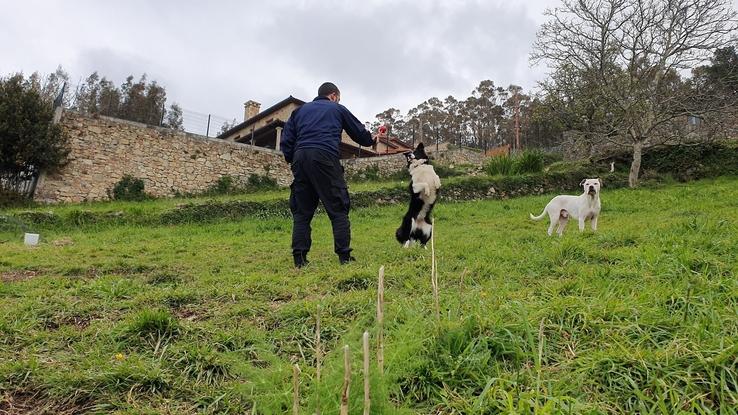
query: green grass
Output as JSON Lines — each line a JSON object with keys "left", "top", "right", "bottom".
{"left": 1, "top": 177, "right": 737, "bottom": 413}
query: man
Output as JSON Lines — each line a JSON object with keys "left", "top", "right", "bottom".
{"left": 281, "top": 82, "right": 381, "bottom": 268}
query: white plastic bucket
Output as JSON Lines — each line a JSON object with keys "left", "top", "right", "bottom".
{"left": 24, "top": 233, "right": 40, "bottom": 246}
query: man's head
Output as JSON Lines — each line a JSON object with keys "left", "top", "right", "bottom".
{"left": 318, "top": 82, "right": 341, "bottom": 103}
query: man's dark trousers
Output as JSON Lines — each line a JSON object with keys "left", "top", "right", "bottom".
{"left": 289, "top": 148, "right": 352, "bottom": 259}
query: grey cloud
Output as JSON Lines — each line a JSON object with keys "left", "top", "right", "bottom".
{"left": 259, "top": 1, "right": 541, "bottom": 118}
{"left": 1, "top": 0, "right": 558, "bottom": 123}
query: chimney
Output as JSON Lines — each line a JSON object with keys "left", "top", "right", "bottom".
{"left": 244, "top": 100, "right": 261, "bottom": 121}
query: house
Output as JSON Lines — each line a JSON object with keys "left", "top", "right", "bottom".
{"left": 218, "top": 97, "right": 412, "bottom": 158}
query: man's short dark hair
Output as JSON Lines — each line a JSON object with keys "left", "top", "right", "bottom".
{"left": 318, "top": 82, "right": 340, "bottom": 97}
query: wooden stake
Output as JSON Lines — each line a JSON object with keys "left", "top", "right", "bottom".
{"left": 377, "top": 266, "right": 385, "bottom": 376}
{"left": 315, "top": 305, "right": 322, "bottom": 415}
{"left": 292, "top": 364, "right": 301, "bottom": 415}
{"left": 431, "top": 221, "right": 440, "bottom": 322}
{"left": 340, "top": 345, "right": 351, "bottom": 415}
{"left": 363, "top": 331, "right": 370, "bottom": 415}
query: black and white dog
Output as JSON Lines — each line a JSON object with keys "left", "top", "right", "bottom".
{"left": 395, "top": 143, "right": 441, "bottom": 247}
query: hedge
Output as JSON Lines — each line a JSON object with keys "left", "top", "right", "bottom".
{"left": 9, "top": 169, "right": 626, "bottom": 229}
{"left": 8, "top": 142, "right": 736, "bottom": 229}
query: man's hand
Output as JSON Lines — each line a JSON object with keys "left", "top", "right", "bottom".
{"left": 372, "top": 129, "right": 388, "bottom": 143}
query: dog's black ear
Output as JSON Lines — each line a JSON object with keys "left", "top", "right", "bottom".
{"left": 416, "top": 142, "right": 424, "bottom": 150}
{"left": 579, "top": 179, "right": 586, "bottom": 186}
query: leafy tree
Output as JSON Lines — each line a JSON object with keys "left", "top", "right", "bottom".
{"left": 97, "top": 77, "right": 121, "bottom": 117}
{"left": 408, "top": 97, "right": 447, "bottom": 147}
{"left": 0, "top": 74, "right": 69, "bottom": 193}
{"left": 74, "top": 72, "right": 171, "bottom": 127}
{"left": 218, "top": 118, "right": 238, "bottom": 136}
{"left": 74, "top": 71, "right": 101, "bottom": 114}
{"left": 142, "top": 80, "right": 167, "bottom": 126}
{"left": 532, "top": 0, "right": 737, "bottom": 187}
{"left": 690, "top": 46, "right": 738, "bottom": 136}
{"left": 461, "top": 80, "right": 505, "bottom": 151}
{"left": 163, "top": 103, "right": 185, "bottom": 131}
{"left": 119, "top": 74, "right": 148, "bottom": 123}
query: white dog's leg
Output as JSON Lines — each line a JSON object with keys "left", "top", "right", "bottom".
{"left": 578, "top": 217, "right": 586, "bottom": 232}
{"left": 547, "top": 219, "right": 557, "bottom": 236}
{"left": 591, "top": 215, "right": 598, "bottom": 231}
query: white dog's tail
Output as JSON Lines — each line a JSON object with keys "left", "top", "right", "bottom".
{"left": 529, "top": 210, "right": 546, "bottom": 221}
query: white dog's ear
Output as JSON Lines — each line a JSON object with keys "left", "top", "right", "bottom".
{"left": 598, "top": 177, "right": 602, "bottom": 187}
{"left": 579, "top": 179, "right": 586, "bottom": 186}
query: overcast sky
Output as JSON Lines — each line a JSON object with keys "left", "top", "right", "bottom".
{"left": 6, "top": 0, "right": 723, "bottom": 134}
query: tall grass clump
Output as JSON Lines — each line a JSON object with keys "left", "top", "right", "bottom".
{"left": 485, "top": 150, "right": 547, "bottom": 176}
{"left": 485, "top": 154, "right": 517, "bottom": 175}
{"left": 396, "top": 317, "right": 527, "bottom": 405}
{"left": 118, "top": 309, "right": 181, "bottom": 347}
{"left": 516, "top": 150, "right": 546, "bottom": 173}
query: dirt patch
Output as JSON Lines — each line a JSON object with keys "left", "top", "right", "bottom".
{"left": 51, "top": 238, "right": 74, "bottom": 247}
{"left": 172, "top": 307, "right": 206, "bottom": 322}
{"left": 44, "top": 315, "right": 93, "bottom": 331}
{"left": 0, "top": 270, "right": 40, "bottom": 283}
{"left": 0, "top": 391, "right": 94, "bottom": 415}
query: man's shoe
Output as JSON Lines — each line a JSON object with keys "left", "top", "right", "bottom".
{"left": 293, "top": 253, "right": 309, "bottom": 269}
{"left": 338, "top": 254, "right": 356, "bottom": 265}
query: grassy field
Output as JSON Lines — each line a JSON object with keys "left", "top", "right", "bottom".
{"left": 1, "top": 177, "right": 737, "bottom": 414}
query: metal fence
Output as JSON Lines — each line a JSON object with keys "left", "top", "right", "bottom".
{"left": 180, "top": 108, "right": 235, "bottom": 137}
{"left": 64, "top": 81, "right": 237, "bottom": 138}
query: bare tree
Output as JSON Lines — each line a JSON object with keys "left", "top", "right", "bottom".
{"left": 532, "top": 0, "right": 737, "bottom": 186}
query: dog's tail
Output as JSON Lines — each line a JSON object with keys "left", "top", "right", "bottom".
{"left": 529, "top": 210, "right": 547, "bottom": 221}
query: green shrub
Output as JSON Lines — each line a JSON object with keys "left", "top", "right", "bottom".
{"left": 207, "top": 175, "right": 235, "bottom": 195}
{"left": 485, "top": 150, "right": 547, "bottom": 176}
{"left": 516, "top": 150, "right": 546, "bottom": 173}
{"left": 602, "top": 142, "right": 738, "bottom": 181}
{"left": 111, "top": 175, "right": 148, "bottom": 201}
{"left": 541, "top": 151, "right": 564, "bottom": 166}
{"left": 363, "top": 165, "right": 382, "bottom": 181}
{"left": 485, "top": 154, "right": 517, "bottom": 175}
{"left": 245, "top": 174, "right": 278, "bottom": 192}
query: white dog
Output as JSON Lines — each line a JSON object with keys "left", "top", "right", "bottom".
{"left": 529, "top": 178, "right": 601, "bottom": 236}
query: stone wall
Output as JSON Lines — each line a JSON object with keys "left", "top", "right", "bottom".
{"left": 34, "top": 112, "right": 489, "bottom": 203}
{"left": 34, "top": 112, "right": 292, "bottom": 203}
{"left": 341, "top": 153, "right": 407, "bottom": 178}
{"left": 428, "top": 146, "right": 486, "bottom": 166}
{"left": 340, "top": 146, "right": 487, "bottom": 179}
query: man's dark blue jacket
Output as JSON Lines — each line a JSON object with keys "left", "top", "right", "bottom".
{"left": 280, "top": 96, "right": 374, "bottom": 163}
